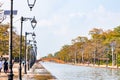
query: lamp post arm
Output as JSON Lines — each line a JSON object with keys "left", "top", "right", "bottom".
{"left": 21, "top": 17, "right": 32, "bottom": 22}
{"left": 25, "top": 32, "right": 32, "bottom": 35}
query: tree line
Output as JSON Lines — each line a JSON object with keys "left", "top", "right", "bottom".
{"left": 0, "top": 24, "right": 27, "bottom": 60}
{"left": 46, "top": 25, "right": 120, "bottom": 66}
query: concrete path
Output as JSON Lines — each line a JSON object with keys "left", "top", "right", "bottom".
{"left": 0, "top": 62, "right": 56, "bottom": 80}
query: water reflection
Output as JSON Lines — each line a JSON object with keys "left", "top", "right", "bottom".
{"left": 41, "top": 62, "right": 120, "bottom": 80}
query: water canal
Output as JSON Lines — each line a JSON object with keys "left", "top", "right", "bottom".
{"left": 41, "top": 62, "right": 120, "bottom": 80}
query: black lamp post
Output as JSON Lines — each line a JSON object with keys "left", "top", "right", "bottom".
{"left": 29, "top": 44, "right": 34, "bottom": 68}
{"left": 8, "top": 0, "right": 36, "bottom": 79}
{"left": 19, "top": 16, "right": 37, "bottom": 80}
{"left": 24, "top": 32, "right": 35, "bottom": 74}
{"left": 33, "top": 42, "right": 37, "bottom": 63}
{"left": 32, "top": 44, "right": 36, "bottom": 67}
{"left": 8, "top": 0, "right": 14, "bottom": 80}
{"left": 34, "top": 44, "right": 37, "bottom": 61}
{"left": 27, "top": 0, "right": 36, "bottom": 11}
{"left": 27, "top": 39, "right": 36, "bottom": 70}
{"left": 29, "top": 40, "right": 37, "bottom": 68}
{"left": 25, "top": 32, "right": 31, "bottom": 74}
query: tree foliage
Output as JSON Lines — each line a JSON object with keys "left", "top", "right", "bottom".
{"left": 46, "top": 25, "right": 120, "bottom": 66}
{"left": 0, "top": 24, "right": 24, "bottom": 58}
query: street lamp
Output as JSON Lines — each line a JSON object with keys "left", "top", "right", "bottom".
{"left": 21, "top": 16, "right": 37, "bottom": 29}
{"left": 19, "top": 16, "right": 37, "bottom": 80}
{"left": 33, "top": 43, "right": 37, "bottom": 63}
{"left": 27, "top": 39, "right": 36, "bottom": 70}
{"left": 32, "top": 32, "right": 36, "bottom": 40}
{"left": 34, "top": 44, "right": 37, "bottom": 58}
{"left": 28, "top": 44, "right": 34, "bottom": 68}
{"left": 24, "top": 32, "right": 32, "bottom": 74}
{"left": 8, "top": 0, "right": 36, "bottom": 79}
{"left": 29, "top": 40, "right": 37, "bottom": 68}
{"left": 27, "top": 0, "right": 36, "bottom": 11}
{"left": 31, "top": 17, "right": 37, "bottom": 29}
{"left": 24, "top": 32, "right": 35, "bottom": 74}
{"left": 8, "top": 0, "right": 14, "bottom": 80}
{"left": 28, "top": 40, "right": 37, "bottom": 44}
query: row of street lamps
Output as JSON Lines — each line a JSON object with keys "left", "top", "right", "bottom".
{"left": 27, "top": 39, "right": 37, "bottom": 69}
{"left": 24, "top": 32, "right": 36, "bottom": 74}
{"left": 19, "top": 16, "right": 37, "bottom": 80}
{"left": 9, "top": 0, "right": 37, "bottom": 80}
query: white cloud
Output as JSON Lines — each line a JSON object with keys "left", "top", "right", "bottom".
{"left": 78, "top": 5, "right": 120, "bottom": 30}
{"left": 38, "top": 14, "right": 70, "bottom": 36}
{"left": 38, "top": 5, "right": 120, "bottom": 38}
{"left": 54, "top": 5, "right": 120, "bottom": 37}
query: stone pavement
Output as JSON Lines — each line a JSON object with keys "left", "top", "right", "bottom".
{"left": 0, "top": 63, "right": 28, "bottom": 80}
{"left": 0, "top": 62, "right": 56, "bottom": 80}
{"left": 23, "top": 62, "right": 55, "bottom": 80}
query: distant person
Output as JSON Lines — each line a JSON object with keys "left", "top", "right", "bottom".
{"left": 4, "top": 59, "right": 8, "bottom": 73}
{"left": 0, "top": 59, "right": 3, "bottom": 72}
{"left": 22, "top": 60, "right": 25, "bottom": 66}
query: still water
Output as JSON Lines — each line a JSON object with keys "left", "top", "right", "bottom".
{"left": 41, "top": 62, "right": 120, "bottom": 80}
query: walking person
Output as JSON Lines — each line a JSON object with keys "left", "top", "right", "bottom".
{"left": 4, "top": 59, "right": 8, "bottom": 73}
{"left": 0, "top": 59, "right": 3, "bottom": 72}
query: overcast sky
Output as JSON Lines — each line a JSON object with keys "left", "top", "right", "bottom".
{"left": 1, "top": 0, "right": 120, "bottom": 59}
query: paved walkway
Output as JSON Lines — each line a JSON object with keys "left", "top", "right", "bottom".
{"left": 0, "top": 63, "right": 18, "bottom": 80}
{"left": 0, "top": 62, "right": 56, "bottom": 80}
{"left": 23, "top": 62, "right": 56, "bottom": 80}
{"left": 0, "top": 63, "right": 28, "bottom": 80}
